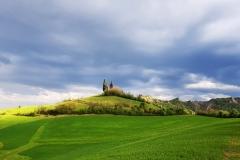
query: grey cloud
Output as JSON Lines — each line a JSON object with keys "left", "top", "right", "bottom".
{"left": 0, "top": 55, "right": 11, "bottom": 65}
{"left": 0, "top": 1, "right": 240, "bottom": 108}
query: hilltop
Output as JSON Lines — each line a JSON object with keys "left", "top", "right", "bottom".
{"left": 1, "top": 93, "right": 190, "bottom": 117}
{"left": 1, "top": 80, "right": 240, "bottom": 118}
{"left": 1, "top": 92, "right": 240, "bottom": 118}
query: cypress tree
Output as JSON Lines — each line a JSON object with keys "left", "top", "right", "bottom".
{"left": 103, "top": 79, "right": 108, "bottom": 91}
{"left": 110, "top": 80, "right": 114, "bottom": 89}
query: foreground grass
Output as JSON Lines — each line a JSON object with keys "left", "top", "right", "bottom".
{"left": 0, "top": 115, "right": 239, "bottom": 159}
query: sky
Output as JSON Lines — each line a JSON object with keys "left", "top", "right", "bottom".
{"left": 1, "top": 0, "right": 240, "bottom": 109}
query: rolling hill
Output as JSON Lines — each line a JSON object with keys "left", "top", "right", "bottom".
{"left": 1, "top": 94, "right": 190, "bottom": 117}
{"left": 0, "top": 93, "right": 240, "bottom": 159}
{"left": 1, "top": 93, "right": 240, "bottom": 118}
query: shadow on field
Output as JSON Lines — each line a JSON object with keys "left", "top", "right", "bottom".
{"left": 0, "top": 119, "right": 48, "bottom": 150}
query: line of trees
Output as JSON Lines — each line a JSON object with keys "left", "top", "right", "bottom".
{"left": 15, "top": 100, "right": 188, "bottom": 117}
{"left": 77, "top": 104, "right": 188, "bottom": 116}
{"left": 196, "top": 108, "right": 240, "bottom": 118}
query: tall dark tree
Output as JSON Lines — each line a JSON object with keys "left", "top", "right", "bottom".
{"left": 103, "top": 79, "right": 108, "bottom": 91}
{"left": 110, "top": 80, "right": 114, "bottom": 89}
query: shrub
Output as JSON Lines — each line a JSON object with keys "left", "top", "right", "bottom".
{"left": 196, "top": 110, "right": 207, "bottom": 116}
{"left": 175, "top": 107, "right": 186, "bottom": 115}
{"left": 208, "top": 108, "right": 218, "bottom": 117}
{"left": 48, "top": 110, "right": 58, "bottom": 115}
{"left": 37, "top": 106, "right": 47, "bottom": 115}
{"left": 218, "top": 110, "right": 230, "bottom": 118}
{"left": 218, "top": 110, "right": 223, "bottom": 117}
{"left": 222, "top": 111, "right": 229, "bottom": 118}
{"left": 229, "top": 109, "right": 239, "bottom": 118}
{"left": 158, "top": 108, "right": 167, "bottom": 116}
{"left": 55, "top": 102, "right": 77, "bottom": 114}
{"left": 104, "top": 87, "right": 124, "bottom": 96}
{"left": 139, "top": 102, "right": 146, "bottom": 108}
{"left": 166, "top": 108, "right": 175, "bottom": 115}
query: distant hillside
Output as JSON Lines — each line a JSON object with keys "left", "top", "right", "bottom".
{"left": 172, "top": 97, "right": 240, "bottom": 112}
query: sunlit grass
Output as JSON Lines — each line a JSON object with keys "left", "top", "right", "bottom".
{"left": 0, "top": 115, "right": 239, "bottom": 159}
{"left": 83, "top": 95, "right": 157, "bottom": 108}
{"left": 1, "top": 104, "right": 56, "bottom": 115}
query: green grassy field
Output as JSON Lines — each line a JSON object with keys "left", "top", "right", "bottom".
{"left": 1, "top": 104, "right": 55, "bottom": 115}
{"left": 0, "top": 115, "right": 239, "bottom": 160}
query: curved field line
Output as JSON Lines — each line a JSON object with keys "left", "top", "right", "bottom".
{"left": 79, "top": 120, "right": 230, "bottom": 158}
{"left": 31, "top": 119, "right": 226, "bottom": 147}
{"left": 0, "top": 142, "right": 38, "bottom": 160}
{"left": 0, "top": 119, "right": 52, "bottom": 159}
{"left": 0, "top": 117, "right": 231, "bottom": 159}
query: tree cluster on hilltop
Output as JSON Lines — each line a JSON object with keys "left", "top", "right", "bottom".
{"left": 103, "top": 79, "right": 114, "bottom": 92}
{"left": 102, "top": 79, "right": 146, "bottom": 102}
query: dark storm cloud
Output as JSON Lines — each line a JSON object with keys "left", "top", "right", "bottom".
{"left": 1, "top": 0, "right": 240, "bottom": 108}
{"left": 0, "top": 55, "right": 11, "bottom": 65}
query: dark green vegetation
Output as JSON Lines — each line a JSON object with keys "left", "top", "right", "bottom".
{"left": 2, "top": 94, "right": 190, "bottom": 117}
{"left": 2, "top": 94, "right": 240, "bottom": 118}
{"left": 173, "top": 97, "right": 240, "bottom": 118}
{"left": 1, "top": 92, "right": 240, "bottom": 119}
{"left": 0, "top": 115, "right": 239, "bottom": 159}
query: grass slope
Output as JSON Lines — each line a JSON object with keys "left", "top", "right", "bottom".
{"left": 82, "top": 95, "right": 157, "bottom": 108}
{"left": 1, "top": 104, "right": 55, "bottom": 115}
{"left": 0, "top": 115, "right": 239, "bottom": 160}
{"left": 1, "top": 95, "right": 157, "bottom": 116}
